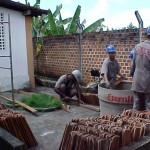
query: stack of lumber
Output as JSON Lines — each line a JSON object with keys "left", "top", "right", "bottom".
{"left": 0, "top": 103, "right": 38, "bottom": 149}
{"left": 59, "top": 109, "right": 150, "bottom": 150}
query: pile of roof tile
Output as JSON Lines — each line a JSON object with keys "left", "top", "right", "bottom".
{"left": 0, "top": 104, "right": 38, "bottom": 149}
{"left": 59, "top": 109, "right": 150, "bottom": 150}
{"left": 81, "top": 93, "right": 99, "bottom": 106}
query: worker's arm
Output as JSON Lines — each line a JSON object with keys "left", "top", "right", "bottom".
{"left": 74, "top": 81, "right": 81, "bottom": 99}
{"left": 103, "top": 73, "right": 109, "bottom": 82}
{"left": 100, "top": 58, "right": 109, "bottom": 83}
{"left": 54, "top": 75, "right": 70, "bottom": 99}
{"left": 130, "top": 51, "right": 136, "bottom": 77}
{"left": 130, "top": 63, "right": 135, "bottom": 77}
{"left": 117, "top": 71, "right": 126, "bottom": 80}
{"left": 116, "top": 60, "right": 126, "bottom": 80}
{"left": 77, "top": 86, "right": 81, "bottom": 100}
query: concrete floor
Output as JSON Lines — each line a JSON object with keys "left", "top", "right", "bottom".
{"left": 0, "top": 86, "right": 100, "bottom": 150}
{"left": 1, "top": 86, "right": 150, "bottom": 150}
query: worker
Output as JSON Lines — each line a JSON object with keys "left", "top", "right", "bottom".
{"left": 100, "top": 44, "right": 126, "bottom": 89}
{"left": 131, "top": 26, "right": 150, "bottom": 111}
{"left": 54, "top": 70, "right": 81, "bottom": 102}
{"left": 129, "top": 48, "right": 135, "bottom": 77}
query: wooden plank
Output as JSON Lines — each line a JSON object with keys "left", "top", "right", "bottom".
{"left": 13, "top": 89, "right": 32, "bottom": 95}
{"left": 0, "top": 94, "right": 38, "bottom": 115}
{"left": 79, "top": 103, "right": 100, "bottom": 112}
{"left": 60, "top": 104, "right": 70, "bottom": 112}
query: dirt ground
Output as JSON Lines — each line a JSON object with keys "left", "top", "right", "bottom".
{"left": 0, "top": 86, "right": 100, "bottom": 150}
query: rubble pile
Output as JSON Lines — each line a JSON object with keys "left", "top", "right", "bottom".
{"left": 59, "top": 109, "right": 150, "bottom": 150}
{"left": 0, "top": 104, "right": 38, "bottom": 149}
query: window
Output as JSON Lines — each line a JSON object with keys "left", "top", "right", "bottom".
{"left": 0, "top": 13, "right": 5, "bottom": 50}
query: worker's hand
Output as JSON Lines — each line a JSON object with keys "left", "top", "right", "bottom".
{"left": 79, "top": 100, "right": 84, "bottom": 104}
{"left": 61, "top": 96, "right": 71, "bottom": 103}
{"left": 64, "top": 96, "right": 70, "bottom": 100}
{"left": 105, "top": 82, "right": 110, "bottom": 89}
{"left": 121, "top": 75, "right": 127, "bottom": 80}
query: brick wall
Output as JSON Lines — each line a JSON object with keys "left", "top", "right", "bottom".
{"left": 34, "top": 28, "right": 146, "bottom": 85}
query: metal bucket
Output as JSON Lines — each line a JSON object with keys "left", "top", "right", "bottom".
{"left": 98, "top": 82, "right": 133, "bottom": 116}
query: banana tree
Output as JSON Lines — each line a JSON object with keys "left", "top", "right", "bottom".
{"left": 26, "top": 1, "right": 105, "bottom": 58}
{"left": 65, "top": 5, "right": 81, "bottom": 34}
{"left": 25, "top": 0, "right": 40, "bottom": 7}
{"left": 83, "top": 18, "right": 104, "bottom": 32}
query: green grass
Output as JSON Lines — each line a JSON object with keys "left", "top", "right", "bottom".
{"left": 21, "top": 93, "right": 62, "bottom": 108}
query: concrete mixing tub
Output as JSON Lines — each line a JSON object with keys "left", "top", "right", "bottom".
{"left": 98, "top": 82, "right": 133, "bottom": 116}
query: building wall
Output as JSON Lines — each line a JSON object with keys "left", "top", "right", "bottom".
{"left": 34, "top": 29, "right": 146, "bottom": 85}
{"left": 0, "top": 7, "right": 29, "bottom": 91}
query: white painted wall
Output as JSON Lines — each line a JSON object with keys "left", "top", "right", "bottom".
{"left": 0, "top": 7, "right": 29, "bottom": 92}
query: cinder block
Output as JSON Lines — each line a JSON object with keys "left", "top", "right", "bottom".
{"left": 0, "top": 127, "right": 25, "bottom": 150}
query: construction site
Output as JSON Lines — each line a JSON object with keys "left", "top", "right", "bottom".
{"left": 0, "top": 84, "right": 99, "bottom": 150}
{"left": 0, "top": 77, "right": 150, "bottom": 150}
{"left": 0, "top": 1, "right": 150, "bottom": 150}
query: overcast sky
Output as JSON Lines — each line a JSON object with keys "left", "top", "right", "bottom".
{"left": 12, "top": 0, "right": 150, "bottom": 29}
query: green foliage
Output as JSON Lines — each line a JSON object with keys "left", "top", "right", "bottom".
{"left": 26, "top": 1, "right": 105, "bottom": 56}
{"left": 126, "top": 22, "right": 137, "bottom": 29}
{"left": 83, "top": 18, "right": 104, "bottom": 32}
{"left": 66, "top": 5, "right": 81, "bottom": 34}
{"left": 47, "top": 11, "right": 59, "bottom": 35}
{"left": 111, "top": 22, "right": 137, "bottom": 30}
{"left": 21, "top": 93, "right": 62, "bottom": 108}
{"left": 30, "top": 2, "right": 105, "bottom": 36}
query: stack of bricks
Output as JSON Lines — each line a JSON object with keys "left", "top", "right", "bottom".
{"left": 81, "top": 93, "right": 99, "bottom": 106}
{"left": 0, "top": 104, "right": 38, "bottom": 149}
{"left": 34, "top": 29, "right": 147, "bottom": 85}
{"left": 59, "top": 109, "right": 150, "bottom": 150}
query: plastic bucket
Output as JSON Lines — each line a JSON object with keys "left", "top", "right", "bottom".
{"left": 98, "top": 82, "right": 133, "bottom": 116}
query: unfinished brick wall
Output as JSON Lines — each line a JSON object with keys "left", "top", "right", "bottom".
{"left": 34, "top": 28, "right": 146, "bottom": 85}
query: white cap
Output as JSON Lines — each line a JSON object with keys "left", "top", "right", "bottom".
{"left": 72, "top": 70, "right": 81, "bottom": 81}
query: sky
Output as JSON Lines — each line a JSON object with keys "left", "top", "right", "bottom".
{"left": 12, "top": 0, "right": 150, "bottom": 29}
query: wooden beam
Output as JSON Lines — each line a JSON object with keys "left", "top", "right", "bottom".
{"left": 79, "top": 103, "right": 100, "bottom": 112}
{"left": 13, "top": 89, "right": 31, "bottom": 95}
{"left": 0, "top": 94, "right": 38, "bottom": 116}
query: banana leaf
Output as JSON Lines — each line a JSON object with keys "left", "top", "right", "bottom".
{"left": 57, "top": 17, "right": 72, "bottom": 27}
{"left": 56, "top": 13, "right": 65, "bottom": 34}
{"left": 53, "top": 4, "right": 62, "bottom": 18}
{"left": 62, "top": 18, "right": 72, "bottom": 25}
{"left": 65, "top": 24, "right": 71, "bottom": 34}
{"left": 66, "top": 5, "right": 81, "bottom": 34}
{"left": 57, "top": 26, "right": 65, "bottom": 35}
{"left": 33, "top": 0, "right": 40, "bottom": 8}
{"left": 83, "top": 18, "right": 104, "bottom": 32}
{"left": 47, "top": 11, "right": 59, "bottom": 35}
{"left": 25, "top": 0, "right": 28, "bottom": 5}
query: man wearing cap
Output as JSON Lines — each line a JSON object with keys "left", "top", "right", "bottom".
{"left": 100, "top": 45, "right": 126, "bottom": 89}
{"left": 131, "top": 26, "right": 150, "bottom": 111}
{"left": 54, "top": 70, "right": 81, "bottom": 101}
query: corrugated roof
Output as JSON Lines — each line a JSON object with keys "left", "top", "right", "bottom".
{"left": 0, "top": 0, "right": 50, "bottom": 16}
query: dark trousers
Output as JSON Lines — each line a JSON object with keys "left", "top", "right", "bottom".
{"left": 133, "top": 91, "right": 150, "bottom": 111}
{"left": 60, "top": 84, "right": 77, "bottom": 98}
